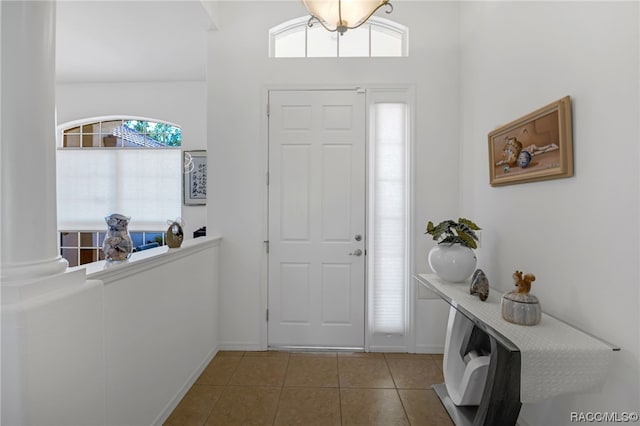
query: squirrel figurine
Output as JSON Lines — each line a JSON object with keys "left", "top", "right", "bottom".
{"left": 503, "top": 270, "right": 541, "bottom": 325}
{"left": 512, "top": 270, "right": 536, "bottom": 294}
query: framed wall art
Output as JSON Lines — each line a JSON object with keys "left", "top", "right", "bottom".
{"left": 488, "top": 96, "right": 573, "bottom": 186}
{"left": 183, "top": 150, "right": 207, "bottom": 205}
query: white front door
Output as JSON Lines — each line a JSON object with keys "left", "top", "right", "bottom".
{"left": 268, "top": 89, "right": 366, "bottom": 348}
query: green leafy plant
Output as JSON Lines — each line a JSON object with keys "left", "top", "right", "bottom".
{"left": 425, "top": 218, "right": 481, "bottom": 249}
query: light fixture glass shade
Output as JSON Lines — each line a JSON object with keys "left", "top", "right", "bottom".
{"left": 303, "top": 0, "right": 391, "bottom": 34}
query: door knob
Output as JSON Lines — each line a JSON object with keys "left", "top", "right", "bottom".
{"left": 349, "top": 249, "right": 363, "bottom": 256}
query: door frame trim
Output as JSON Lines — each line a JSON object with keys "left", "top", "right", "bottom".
{"left": 259, "top": 84, "right": 416, "bottom": 353}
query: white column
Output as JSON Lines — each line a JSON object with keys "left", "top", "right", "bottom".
{"left": 1, "top": 1, "right": 67, "bottom": 283}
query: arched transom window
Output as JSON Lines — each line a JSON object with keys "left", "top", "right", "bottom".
{"left": 269, "top": 16, "right": 408, "bottom": 58}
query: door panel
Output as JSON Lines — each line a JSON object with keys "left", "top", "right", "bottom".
{"left": 268, "top": 89, "right": 365, "bottom": 348}
{"left": 280, "top": 263, "right": 311, "bottom": 323}
{"left": 322, "top": 145, "right": 352, "bottom": 241}
{"left": 321, "top": 263, "right": 352, "bottom": 324}
{"left": 280, "top": 145, "right": 311, "bottom": 240}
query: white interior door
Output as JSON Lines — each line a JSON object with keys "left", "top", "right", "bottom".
{"left": 268, "top": 89, "right": 366, "bottom": 348}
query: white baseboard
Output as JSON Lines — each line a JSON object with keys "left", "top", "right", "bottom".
{"left": 415, "top": 343, "right": 444, "bottom": 354}
{"left": 516, "top": 416, "right": 531, "bottom": 426}
{"left": 367, "top": 345, "right": 411, "bottom": 353}
{"left": 152, "top": 346, "right": 218, "bottom": 426}
{"left": 218, "top": 341, "right": 265, "bottom": 351}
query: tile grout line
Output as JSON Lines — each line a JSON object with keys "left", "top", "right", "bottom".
{"left": 170, "top": 351, "right": 447, "bottom": 426}
{"left": 199, "top": 351, "right": 245, "bottom": 426}
{"left": 383, "top": 355, "right": 400, "bottom": 389}
{"left": 337, "top": 354, "right": 344, "bottom": 426}
{"left": 270, "top": 352, "right": 291, "bottom": 426}
{"left": 384, "top": 355, "right": 412, "bottom": 425}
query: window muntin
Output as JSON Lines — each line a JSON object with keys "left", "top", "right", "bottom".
{"left": 269, "top": 16, "right": 408, "bottom": 58}
{"left": 60, "top": 230, "right": 166, "bottom": 267}
{"left": 273, "top": 24, "right": 307, "bottom": 58}
{"left": 61, "top": 118, "right": 182, "bottom": 148}
{"left": 371, "top": 23, "right": 404, "bottom": 57}
{"left": 339, "top": 26, "right": 370, "bottom": 57}
{"left": 306, "top": 25, "right": 338, "bottom": 57}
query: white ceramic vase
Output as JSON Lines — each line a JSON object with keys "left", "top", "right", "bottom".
{"left": 428, "top": 244, "right": 477, "bottom": 283}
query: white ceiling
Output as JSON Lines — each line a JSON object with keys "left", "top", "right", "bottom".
{"left": 56, "top": 1, "right": 214, "bottom": 83}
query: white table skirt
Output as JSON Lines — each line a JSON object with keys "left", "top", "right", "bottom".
{"left": 418, "top": 274, "right": 614, "bottom": 404}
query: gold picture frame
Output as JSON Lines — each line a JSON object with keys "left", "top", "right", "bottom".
{"left": 488, "top": 96, "right": 573, "bottom": 186}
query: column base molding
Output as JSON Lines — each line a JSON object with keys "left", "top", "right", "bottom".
{"left": 1, "top": 257, "right": 75, "bottom": 304}
{"left": 2, "top": 256, "right": 68, "bottom": 281}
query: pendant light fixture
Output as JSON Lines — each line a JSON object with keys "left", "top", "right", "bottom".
{"left": 302, "top": 0, "right": 393, "bottom": 35}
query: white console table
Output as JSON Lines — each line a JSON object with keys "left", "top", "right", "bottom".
{"left": 415, "top": 273, "right": 618, "bottom": 426}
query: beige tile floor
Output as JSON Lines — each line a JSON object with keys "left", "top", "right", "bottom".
{"left": 164, "top": 351, "right": 453, "bottom": 426}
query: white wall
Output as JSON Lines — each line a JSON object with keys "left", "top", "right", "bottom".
{"left": 56, "top": 82, "right": 208, "bottom": 239}
{"left": 1, "top": 238, "right": 220, "bottom": 426}
{"left": 102, "top": 239, "right": 220, "bottom": 425}
{"left": 1, "top": 271, "right": 106, "bottom": 426}
{"left": 459, "top": 2, "right": 640, "bottom": 424}
{"left": 207, "top": 1, "right": 461, "bottom": 350}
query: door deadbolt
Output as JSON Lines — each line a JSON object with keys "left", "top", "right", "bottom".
{"left": 354, "top": 234, "right": 362, "bottom": 241}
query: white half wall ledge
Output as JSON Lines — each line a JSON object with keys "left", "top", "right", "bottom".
{"left": 1, "top": 267, "right": 87, "bottom": 306}
{"left": 77, "top": 235, "right": 221, "bottom": 284}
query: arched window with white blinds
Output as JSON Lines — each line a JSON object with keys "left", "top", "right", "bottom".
{"left": 56, "top": 117, "right": 182, "bottom": 266}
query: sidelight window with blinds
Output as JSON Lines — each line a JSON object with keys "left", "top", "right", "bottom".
{"left": 368, "top": 89, "right": 412, "bottom": 349}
